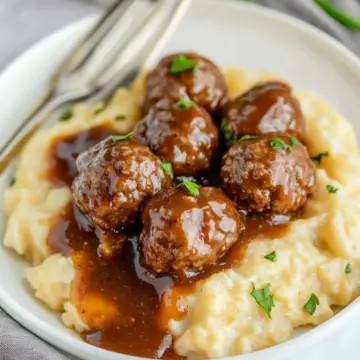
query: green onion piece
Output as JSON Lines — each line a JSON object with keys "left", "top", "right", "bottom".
{"left": 270, "top": 138, "right": 291, "bottom": 150}
{"left": 239, "top": 135, "right": 258, "bottom": 141}
{"left": 345, "top": 263, "right": 351, "bottom": 274}
{"left": 290, "top": 137, "right": 300, "bottom": 146}
{"left": 115, "top": 115, "right": 127, "bottom": 121}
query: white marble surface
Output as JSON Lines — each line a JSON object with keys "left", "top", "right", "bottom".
{"left": 0, "top": 0, "right": 106, "bottom": 71}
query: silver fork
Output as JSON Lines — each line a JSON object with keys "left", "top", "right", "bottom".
{"left": 0, "top": 0, "right": 191, "bottom": 173}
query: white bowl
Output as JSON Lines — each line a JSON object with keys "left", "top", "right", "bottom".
{"left": 0, "top": 1, "right": 359, "bottom": 359}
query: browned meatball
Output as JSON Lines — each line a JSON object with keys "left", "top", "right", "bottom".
{"left": 72, "top": 136, "right": 172, "bottom": 230}
{"left": 140, "top": 186, "right": 243, "bottom": 273}
{"left": 221, "top": 133, "right": 316, "bottom": 214}
{"left": 135, "top": 99, "right": 218, "bottom": 176}
{"left": 143, "top": 53, "right": 227, "bottom": 113}
{"left": 222, "top": 82, "right": 305, "bottom": 143}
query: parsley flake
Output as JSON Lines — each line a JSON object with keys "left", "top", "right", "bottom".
{"left": 59, "top": 108, "right": 73, "bottom": 121}
{"left": 345, "top": 263, "right": 351, "bottom": 274}
{"left": 326, "top": 184, "right": 339, "bottom": 194}
{"left": 269, "top": 138, "right": 291, "bottom": 150}
{"left": 94, "top": 102, "right": 105, "bottom": 115}
{"left": 9, "top": 177, "right": 16, "bottom": 187}
{"left": 290, "top": 137, "right": 300, "bottom": 146}
{"left": 115, "top": 115, "right": 127, "bottom": 121}
{"left": 239, "top": 135, "right": 258, "bottom": 142}
{"left": 172, "top": 97, "right": 193, "bottom": 109}
{"left": 251, "top": 283, "right": 275, "bottom": 319}
{"left": 176, "top": 181, "right": 200, "bottom": 196}
{"left": 161, "top": 161, "right": 174, "bottom": 179}
{"left": 304, "top": 293, "right": 319, "bottom": 315}
{"left": 171, "top": 55, "right": 199, "bottom": 74}
{"left": 221, "top": 121, "right": 237, "bottom": 147}
{"left": 111, "top": 132, "right": 133, "bottom": 142}
{"left": 264, "top": 251, "right": 277, "bottom": 262}
{"left": 311, "top": 151, "right": 329, "bottom": 164}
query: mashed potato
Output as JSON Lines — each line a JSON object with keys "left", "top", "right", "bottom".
{"left": 3, "top": 69, "right": 360, "bottom": 359}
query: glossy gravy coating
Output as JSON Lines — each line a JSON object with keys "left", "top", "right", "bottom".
{"left": 47, "top": 125, "right": 290, "bottom": 359}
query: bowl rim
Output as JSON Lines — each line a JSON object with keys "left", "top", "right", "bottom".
{"left": 1, "top": 1, "right": 360, "bottom": 359}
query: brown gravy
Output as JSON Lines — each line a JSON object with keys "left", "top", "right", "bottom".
{"left": 47, "top": 125, "right": 291, "bottom": 359}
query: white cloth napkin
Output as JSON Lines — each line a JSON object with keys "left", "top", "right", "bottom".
{"left": 1, "top": 0, "right": 360, "bottom": 359}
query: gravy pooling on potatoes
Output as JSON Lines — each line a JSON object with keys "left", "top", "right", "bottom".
{"left": 46, "top": 125, "right": 291, "bottom": 359}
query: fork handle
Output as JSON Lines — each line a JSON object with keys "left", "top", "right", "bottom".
{"left": 0, "top": 90, "right": 89, "bottom": 174}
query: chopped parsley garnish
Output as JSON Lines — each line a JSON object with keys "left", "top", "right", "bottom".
{"left": 171, "top": 55, "right": 199, "bottom": 74}
{"left": 59, "top": 108, "right": 73, "bottom": 121}
{"left": 311, "top": 151, "right": 329, "bottom": 164}
{"left": 94, "top": 102, "right": 105, "bottom": 115}
{"left": 264, "top": 251, "right": 277, "bottom": 262}
{"left": 326, "top": 184, "right": 339, "bottom": 194}
{"left": 176, "top": 181, "right": 200, "bottom": 196}
{"left": 251, "top": 283, "right": 275, "bottom": 319}
{"left": 161, "top": 161, "right": 174, "bottom": 179}
{"left": 304, "top": 293, "right": 319, "bottom": 315}
{"left": 9, "top": 177, "right": 16, "bottom": 187}
{"left": 221, "top": 121, "right": 237, "bottom": 147}
{"left": 345, "top": 263, "right": 351, "bottom": 274}
{"left": 314, "top": 0, "right": 360, "bottom": 30}
{"left": 269, "top": 138, "right": 291, "bottom": 150}
{"left": 111, "top": 132, "right": 133, "bottom": 142}
{"left": 290, "top": 137, "right": 300, "bottom": 146}
{"left": 239, "top": 135, "right": 258, "bottom": 141}
{"left": 172, "top": 97, "right": 193, "bottom": 109}
{"left": 115, "top": 115, "right": 127, "bottom": 121}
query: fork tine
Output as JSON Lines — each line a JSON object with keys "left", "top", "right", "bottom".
{"left": 93, "top": 0, "right": 192, "bottom": 99}
{"left": 97, "top": 0, "right": 192, "bottom": 88}
{"left": 57, "top": 0, "right": 137, "bottom": 75}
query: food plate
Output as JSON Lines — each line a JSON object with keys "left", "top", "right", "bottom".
{"left": 0, "top": 1, "right": 359, "bottom": 359}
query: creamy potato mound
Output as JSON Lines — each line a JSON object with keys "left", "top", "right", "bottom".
{"left": 3, "top": 69, "right": 360, "bottom": 359}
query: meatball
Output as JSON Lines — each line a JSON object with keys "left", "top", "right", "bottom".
{"left": 221, "top": 133, "right": 316, "bottom": 213}
{"left": 143, "top": 53, "right": 227, "bottom": 113}
{"left": 72, "top": 136, "right": 172, "bottom": 230}
{"left": 140, "top": 186, "right": 243, "bottom": 273}
{"left": 135, "top": 99, "right": 218, "bottom": 176}
{"left": 222, "top": 82, "right": 305, "bottom": 142}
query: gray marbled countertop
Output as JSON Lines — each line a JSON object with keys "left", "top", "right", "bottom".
{"left": 0, "top": 0, "right": 107, "bottom": 71}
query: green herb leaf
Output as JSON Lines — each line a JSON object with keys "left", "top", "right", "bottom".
{"left": 111, "top": 132, "right": 133, "bottom": 142}
{"left": 94, "top": 102, "right": 105, "bottom": 115}
{"left": 290, "top": 137, "right": 300, "bottom": 146}
{"left": 270, "top": 138, "right": 291, "bottom": 150}
{"left": 304, "top": 293, "right": 319, "bottom": 315}
{"left": 176, "top": 181, "right": 200, "bottom": 196}
{"left": 161, "top": 161, "right": 174, "bottom": 180}
{"left": 239, "top": 135, "right": 258, "bottom": 141}
{"left": 9, "top": 177, "right": 16, "bottom": 187}
{"left": 345, "top": 263, "right": 351, "bottom": 274}
{"left": 172, "top": 97, "right": 193, "bottom": 109}
{"left": 264, "top": 251, "right": 277, "bottom": 262}
{"left": 311, "top": 151, "right": 329, "bottom": 164}
{"left": 326, "top": 184, "right": 339, "bottom": 194}
{"left": 251, "top": 283, "right": 275, "bottom": 319}
{"left": 171, "top": 55, "right": 199, "bottom": 74}
{"left": 314, "top": 0, "right": 360, "bottom": 31}
{"left": 221, "top": 121, "right": 237, "bottom": 147}
{"left": 115, "top": 115, "right": 127, "bottom": 121}
{"left": 59, "top": 108, "right": 73, "bottom": 121}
